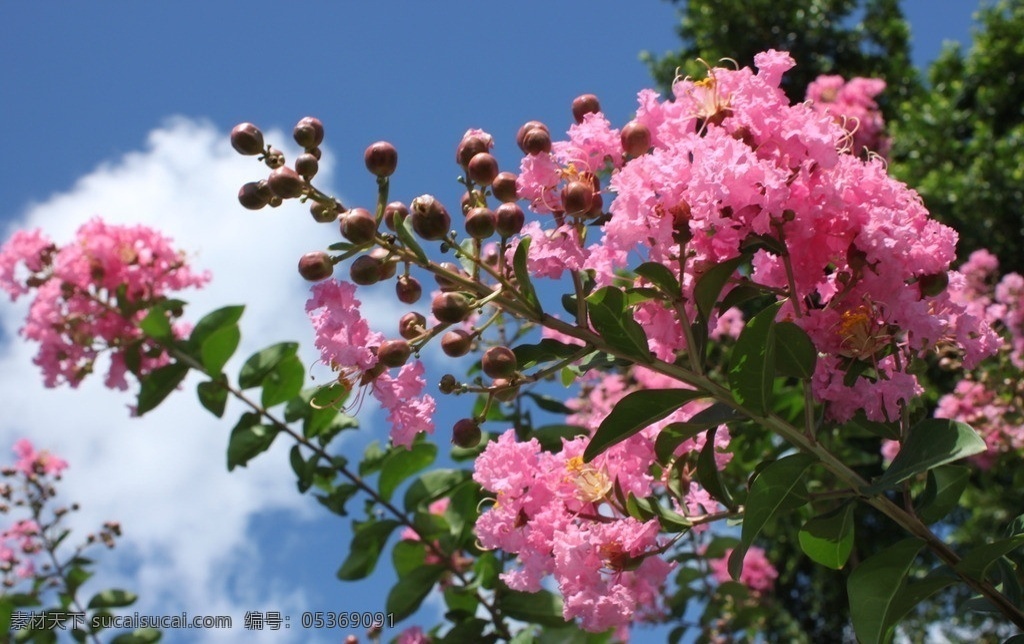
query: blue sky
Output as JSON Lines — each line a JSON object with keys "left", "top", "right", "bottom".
{"left": 0, "top": 2, "right": 981, "bottom": 642}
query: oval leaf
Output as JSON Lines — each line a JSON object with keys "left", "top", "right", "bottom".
{"left": 798, "top": 504, "right": 855, "bottom": 569}
{"left": 337, "top": 519, "right": 402, "bottom": 581}
{"left": 866, "top": 419, "right": 986, "bottom": 494}
{"left": 847, "top": 538, "right": 924, "bottom": 644}
{"left": 379, "top": 442, "right": 437, "bottom": 502}
{"left": 136, "top": 362, "right": 190, "bottom": 416}
{"left": 774, "top": 321, "right": 817, "bottom": 379}
{"left": 238, "top": 342, "right": 298, "bottom": 389}
{"left": 585, "top": 389, "right": 706, "bottom": 462}
{"left": 585, "top": 286, "right": 651, "bottom": 363}
{"left": 727, "top": 301, "right": 783, "bottom": 415}
{"left": 387, "top": 564, "right": 446, "bottom": 620}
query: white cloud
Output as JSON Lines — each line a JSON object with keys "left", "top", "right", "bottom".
{"left": 0, "top": 117, "right": 380, "bottom": 643}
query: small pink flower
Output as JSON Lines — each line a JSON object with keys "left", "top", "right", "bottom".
{"left": 709, "top": 546, "right": 778, "bottom": 593}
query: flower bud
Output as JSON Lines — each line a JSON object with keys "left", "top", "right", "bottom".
{"left": 238, "top": 180, "right": 272, "bottom": 210}
{"left": 364, "top": 141, "right": 398, "bottom": 177}
{"left": 441, "top": 329, "right": 473, "bottom": 357}
{"left": 293, "top": 117, "right": 324, "bottom": 149}
{"left": 432, "top": 292, "right": 472, "bottom": 324}
{"left": 230, "top": 123, "right": 265, "bottom": 156}
{"left": 310, "top": 200, "right": 339, "bottom": 223}
{"left": 297, "top": 251, "right": 333, "bottom": 281}
{"left": 467, "top": 152, "right": 499, "bottom": 185}
{"left": 295, "top": 153, "right": 319, "bottom": 180}
{"left": 621, "top": 120, "right": 651, "bottom": 156}
{"left": 410, "top": 195, "right": 451, "bottom": 241}
{"left": 516, "top": 121, "right": 550, "bottom": 154}
{"left": 438, "top": 373, "right": 459, "bottom": 394}
{"left": 264, "top": 147, "right": 286, "bottom": 169}
{"left": 399, "top": 312, "right": 427, "bottom": 340}
{"left": 465, "top": 207, "right": 496, "bottom": 240}
{"left": 456, "top": 134, "right": 490, "bottom": 168}
{"left": 521, "top": 127, "right": 552, "bottom": 155}
{"left": 370, "top": 248, "right": 397, "bottom": 279}
{"left": 492, "top": 377, "right": 519, "bottom": 402}
{"left": 267, "top": 166, "right": 305, "bottom": 199}
{"left": 561, "top": 180, "right": 594, "bottom": 216}
{"left": 482, "top": 346, "right": 517, "bottom": 379}
{"left": 495, "top": 203, "right": 525, "bottom": 237}
{"left": 340, "top": 208, "right": 378, "bottom": 245}
{"left": 435, "top": 262, "right": 468, "bottom": 292}
{"left": 452, "top": 418, "right": 482, "bottom": 448}
{"left": 396, "top": 275, "right": 422, "bottom": 304}
{"left": 378, "top": 339, "right": 412, "bottom": 368}
{"left": 572, "top": 94, "right": 601, "bottom": 123}
{"left": 383, "top": 201, "right": 409, "bottom": 231}
{"left": 491, "top": 172, "right": 518, "bottom": 203}
{"left": 349, "top": 255, "right": 381, "bottom": 285}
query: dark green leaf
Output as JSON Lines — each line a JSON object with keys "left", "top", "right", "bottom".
{"left": 315, "top": 483, "right": 358, "bottom": 516}
{"left": 196, "top": 378, "right": 228, "bottom": 418}
{"left": 531, "top": 425, "right": 588, "bottom": 452}
{"left": 86, "top": 589, "right": 137, "bottom": 610}
{"left": 524, "top": 392, "right": 572, "bottom": 414}
{"left": 379, "top": 442, "right": 437, "bottom": 502}
{"left": 916, "top": 465, "right": 970, "bottom": 524}
{"left": 392, "top": 539, "right": 427, "bottom": 577}
{"left": 727, "top": 301, "right": 782, "bottom": 415}
{"left": 500, "top": 587, "right": 566, "bottom": 627}
{"left": 840, "top": 411, "right": 901, "bottom": 441}
{"left": 798, "top": 504, "right": 855, "bottom": 569}
{"left": 720, "top": 283, "right": 767, "bottom": 312}
{"left": 514, "top": 339, "right": 587, "bottom": 370}
{"left": 226, "top": 413, "right": 278, "bottom": 471}
{"left": 260, "top": 354, "right": 305, "bottom": 408}
{"left": 387, "top": 564, "right": 445, "bottom": 619}
{"left": 395, "top": 212, "right": 429, "bottom": 264}
{"left": 289, "top": 445, "right": 314, "bottom": 493}
{"left": 774, "top": 321, "right": 817, "bottom": 379}
{"left": 199, "top": 324, "right": 240, "bottom": 375}
{"left": 585, "top": 389, "right": 706, "bottom": 462}
{"left": 337, "top": 519, "right": 402, "bottom": 580}
{"left": 635, "top": 261, "right": 682, "bottom": 298}
{"left": 955, "top": 535, "right": 1024, "bottom": 581}
{"left": 238, "top": 342, "right": 298, "bottom": 389}
{"left": 138, "top": 307, "right": 173, "bottom": 340}
{"left": 887, "top": 568, "right": 957, "bottom": 633}
{"left": 404, "top": 469, "right": 470, "bottom": 513}
{"left": 654, "top": 403, "right": 743, "bottom": 464}
{"left": 189, "top": 305, "right": 245, "bottom": 346}
{"left": 110, "top": 628, "right": 162, "bottom": 644}
{"left": 847, "top": 539, "right": 924, "bottom": 644}
{"left": 729, "top": 453, "right": 814, "bottom": 578}
{"left": 696, "top": 426, "right": 734, "bottom": 509}
{"left": 694, "top": 255, "right": 746, "bottom": 323}
{"left": 866, "top": 419, "right": 986, "bottom": 494}
{"left": 585, "top": 286, "right": 651, "bottom": 363}
{"left": 136, "top": 362, "right": 189, "bottom": 416}
{"left": 513, "top": 237, "right": 542, "bottom": 313}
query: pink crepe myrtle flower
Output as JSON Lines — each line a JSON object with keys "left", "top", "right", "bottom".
{"left": 0, "top": 218, "right": 209, "bottom": 390}
{"left": 806, "top": 74, "right": 890, "bottom": 157}
{"left": 12, "top": 439, "right": 68, "bottom": 478}
{"left": 709, "top": 546, "right": 778, "bottom": 593}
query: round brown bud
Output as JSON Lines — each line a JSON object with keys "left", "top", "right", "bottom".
{"left": 378, "top": 339, "right": 412, "bottom": 368}
{"left": 621, "top": 120, "right": 652, "bottom": 157}
{"left": 491, "top": 172, "right": 518, "bottom": 203}
{"left": 410, "top": 195, "right": 451, "bottom": 241}
{"left": 918, "top": 272, "right": 950, "bottom": 298}
{"left": 492, "top": 377, "right": 519, "bottom": 402}
{"left": 238, "top": 181, "right": 271, "bottom": 210}
{"left": 395, "top": 275, "right": 422, "bottom": 304}
{"left": 435, "top": 262, "right": 468, "bottom": 292}
{"left": 452, "top": 418, "right": 482, "bottom": 448}
{"left": 399, "top": 312, "right": 427, "bottom": 340}
{"left": 521, "top": 127, "right": 552, "bottom": 155}
{"left": 432, "top": 292, "right": 472, "bottom": 324}
{"left": 295, "top": 153, "right": 319, "bottom": 180}
{"left": 572, "top": 94, "right": 601, "bottom": 123}
{"left": 438, "top": 374, "right": 459, "bottom": 394}
{"left": 349, "top": 255, "right": 381, "bottom": 286}
{"left": 297, "top": 251, "right": 333, "bottom": 282}
{"left": 482, "top": 346, "right": 517, "bottom": 379}
{"left": 516, "top": 121, "right": 549, "bottom": 153}
{"left": 441, "top": 329, "right": 473, "bottom": 357}
{"left": 293, "top": 117, "right": 324, "bottom": 149}
{"left": 267, "top": 166, "right": 305, "bottom": 199}
{"left": 467, "top": 152, "right": 499, "bottom": 185}
{"left": 465, "top": 207, "right": 496, "bottom": 240}
{"left": 561, "top": 180, "right": 594, "bottom": 216}
{"left": 230, "top": 123, "right": 265, "bottom": 156}
{"left": 264, "top": 147, "right": 286, "bottom": 169}
{"left": 495, "top": 203, "right": 525, "bottom": 237}
{"left": 456, "top": 134, "right": 490, "bottom": 168}
{"left": 341, "top": 208, "right": 378, "bottom": 245}
{"left": 364, "top": 141, "right": 398, "bottom": 177}
{"left": 588, "top": 191, "right": 604, "bottom": 218}
{"left": 370, "top": 248, "right": 397, "bottom": 280}
{"left": 310, "top": 200, "right": 339, "bottom": 223}
{"left": 383, "top": 201, "right": 409, "bottom": 231}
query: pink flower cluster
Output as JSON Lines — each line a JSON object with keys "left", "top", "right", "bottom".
{"left": 12, "top": 438, "right": 67, "bottom": 478}
{"left": 708, "top": 546, "right": 778, "bottom": 593}
{"left": 513, "top": 51, "right": 998, "bottom": 423}
{"left": 0, "top": 218, "right": 210, "bottom": 390}
{"left": 0, "top": 519, "right": 42, "bottom": 581}
{"left": 305, "top": 280, "right": 435, "bottom": 448}
{"left": 805, "top": 75, "right": 890, "bottom": 157}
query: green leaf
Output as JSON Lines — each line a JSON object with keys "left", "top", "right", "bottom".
{"left": 513, "top": 237, "right": 542, "bottom": 313}
{"left": 694, "top": 255, "right": 747, "bottom": 323}
{"left": 585, "top": 286, "right": 651, "bottom": 363}
{"left": 955, "top": 534, "right": 1024, "bottom": 581}
{"left": 888, "top": 568, "right": 957, "bottom": 632}
{"left": 798, "top": 504, "right": 855, "bottom": 569}
{"left": 404, "top": 469, "right": 470, "bottom": 513}
{"left": 531, "top": 425, "right": 588, "bottom": 452}
{"left": 387, "top": 564, "right": 445, "bottom": 620}
{"left": 729, "top": 452, "right": 814, "bottom": 579}
{"left": 110, "top": 629, "right": 162, "bottom": 644}
{"left": 514, "top": 339, "right": 587, "bottom": 370}
{"left": 500, "top": 587, "right": 567, "bottom": 627}
{"left": 916, "top": 464, "right": 970, "bottom": 524}
{"left": 379, "top": 442, "right": 437, "bottom": 502}
{"left": 847, "top": 539, "right": 925, "bottom": 644}
{"left": 189, "top": 305, "right": 244, "bottom": 344}
{"left": 314, "top": 483, "right": 358, "bottom": 516}
{"left": 866, "top": 419, "right": 986, "bottom": 494}
{"left": 199, "top": 324, "right": 240, "bottom": 375}
{"left": 727, "top": 301, "right": 782, "bottom": 415}
{"left": 337, "top": 519, "right": 402, "bottom": 580}
{"left": 584, "top": 389, "right": 706, "bottom": 462}
{"left": 635, "top": 261, "right": 682, "bottom": 298}
{"left": 226, "top": 413, "right": 278, "bottom": 471}
{"left": 841, "top": 411, "right": 901, "bottom": 441}
{"left": 86, "top": 589, "right": 137, "bottom": 610}
{"left": 654, "top": 403, "right": 743, "bottom": 463}
{"left": 238, "top": 342, "right": 299, "bottom": 389}
{"left": 196, "top": 378, "right": 228, "bottom": 418}
{"left": 696, "top": 426, "right": 734, "bottom": 509}
{"left": 524, "top": 392, "right": 572, "bottom": 414}
{"left": 773, "top": 321, "right": 817, "bottom": 379}
{"left": 395, "top": 211, "right": 429, "bottom": 264}
{"left": 136, "top": 362, "right": 190, "bottom": 416}
{"left": 138, "top": 307, "right": 173, "bottom": 340}
{"left": 260, "top": 354, "right": 304, "bottom": 408}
